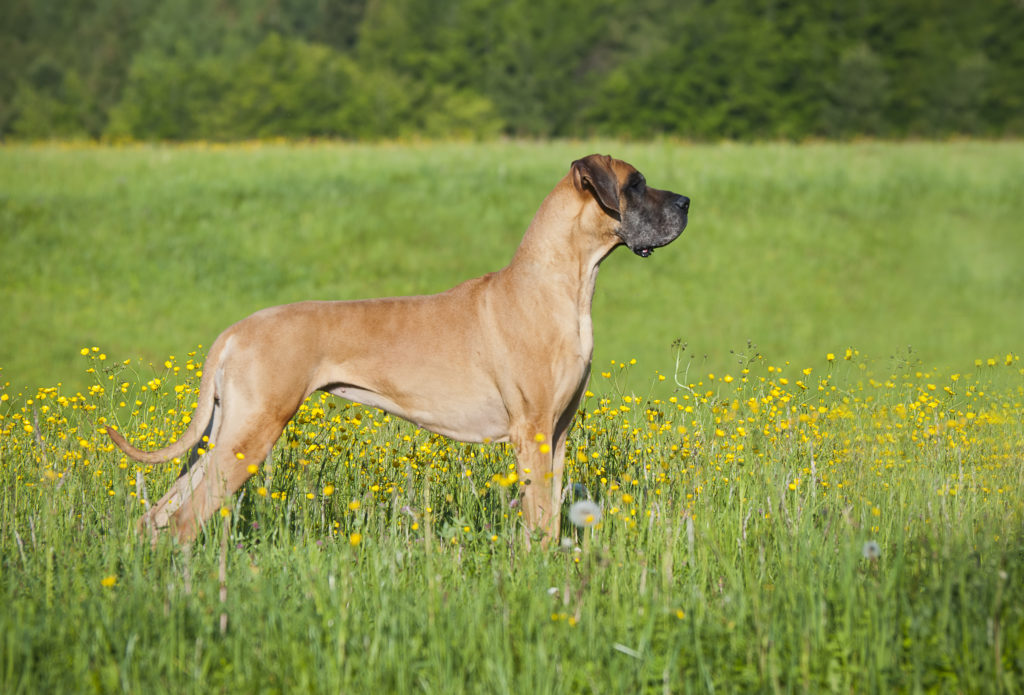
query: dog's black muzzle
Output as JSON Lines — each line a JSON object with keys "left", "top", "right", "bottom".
{"left": 627, "top": 193, "right": 690, "bottom": 257}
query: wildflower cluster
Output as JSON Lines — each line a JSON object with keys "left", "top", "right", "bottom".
{"left": 567, "top": 352, "right": 1023, "bottom": 537}
{"left": 0, "top": 347, "right": 1020, "bottom": 548}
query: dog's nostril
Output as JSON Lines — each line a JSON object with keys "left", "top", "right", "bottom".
{"left": 675, "top": 196, "right": 690, "bottom": 213}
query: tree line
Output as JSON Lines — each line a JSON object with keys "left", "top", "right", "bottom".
{"left": 2, "top": 0, "right": 1022, "bottom": 141}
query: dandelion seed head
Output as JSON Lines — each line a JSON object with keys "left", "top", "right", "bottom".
{"left": 862, "top": 540, "right": 881, "bottom": 560}
{"left": 568, "top": 500, "right": 602, "bottom": 528}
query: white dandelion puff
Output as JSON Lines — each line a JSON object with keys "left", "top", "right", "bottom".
{"left": 862, "top": 540, "right": 881, "bottom": 560}
{"left": 568, "top": 500, "right": 602, "bottom": 528}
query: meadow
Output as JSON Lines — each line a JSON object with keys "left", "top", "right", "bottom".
{"left": 2, "top": 140, "right": 1023, "bottom": 393}
{"left": 1, "top": 141, "right": 1023, "bottom": 692}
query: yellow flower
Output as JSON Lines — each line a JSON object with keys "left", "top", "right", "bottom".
{"left": 101, "top": 575, "right": 117, "bottom": 588}
{"left": 534, "top": 432, "right": 546, "bottom": 442}
{"left": 348, "top": 500, "right": 360, "bottom": 511}
{"left": 349, "top": 532, "right": 362, "bottom": 546}
{"left": 246, "top": 464, "right": 258, "bottom": 474}
{"left": 235, "top": 452, "right": 245, "bottom": 460}
{"left": 257, "top": 486, "right": 267, "bottom": 497}
{"left": 494, "top": 472, "right": 518, "bottom": 487}
{"left": 219, "top": 507, "right": 230, "bottom": 518}
{"left": 323, "top": 485, "right": 335, "bottom": 496}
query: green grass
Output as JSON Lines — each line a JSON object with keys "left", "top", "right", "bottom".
{"left": 1, "top": 344, "right": 1022, "bottom": 692}
{"left": 1, "top": 140, "right": 1022, "bottom": 396}
{"left": 1, "top": 141, "right": 1023, "bottom": 692}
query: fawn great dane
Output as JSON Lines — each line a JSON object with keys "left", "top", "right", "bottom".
{"left": 107, "top": 154, "right": 690, "bottom": 545}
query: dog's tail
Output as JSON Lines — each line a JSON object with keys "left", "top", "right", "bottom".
{"left": 105, "top": 335, "right": 229, "bottom": 464}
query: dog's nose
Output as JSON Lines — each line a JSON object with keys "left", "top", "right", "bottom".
{"left": 674, "top": 195, "right": 690, "bottom": 214}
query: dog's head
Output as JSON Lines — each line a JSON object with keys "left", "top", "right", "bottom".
{"left": 571, "top": 154, "right": 689, "bottom": 257}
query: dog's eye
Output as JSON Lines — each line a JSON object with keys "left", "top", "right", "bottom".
{"left": 628, "top": 176, "right": 646, "bottom": 192}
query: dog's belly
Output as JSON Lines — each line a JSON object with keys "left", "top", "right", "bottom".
{"left": 323, "top": 383, "right": 511, "bottom": 444}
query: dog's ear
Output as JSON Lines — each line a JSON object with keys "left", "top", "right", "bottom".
{"left": 571, "top": 154, "right": 620, "bottom": 216}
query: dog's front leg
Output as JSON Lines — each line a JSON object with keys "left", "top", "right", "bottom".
{"left": 513, "top": 426, "right": 565, "bottom": 547}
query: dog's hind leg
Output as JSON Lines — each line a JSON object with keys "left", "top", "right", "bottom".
{"left": 137, "top": 448, "right": 215, "bottom": 543}
{"left": 140, "top": 388, "right": 300, "bottom": 544}
{"left": 155, "top": 417, "right": 286, "bottom": 544}
{"left": 137, "top": 402, "right": 223, "bottom": 543}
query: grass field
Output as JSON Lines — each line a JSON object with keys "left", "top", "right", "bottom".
{"left": 1, "top": 140, "right": 1022, "bottom": 394}
{"left": 1, "top": 141, "right": 1023, "bottom": 692}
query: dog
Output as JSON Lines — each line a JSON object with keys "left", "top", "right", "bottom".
{"left": 107, "top": 154, "right": 689, "bottom": 545}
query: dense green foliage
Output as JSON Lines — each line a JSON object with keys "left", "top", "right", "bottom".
{"left": 3, "top": 0, "right": 1022, "bottom": 141}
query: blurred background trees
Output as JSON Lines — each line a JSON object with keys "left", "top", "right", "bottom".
{"left": 1, "top": 0, "right": 1021, "bottom": 141}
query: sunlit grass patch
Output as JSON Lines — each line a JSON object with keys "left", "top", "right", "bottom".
{"left": 3, "top": 141, "right": 1024, "bottom": 396}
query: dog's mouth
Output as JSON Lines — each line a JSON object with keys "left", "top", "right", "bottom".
{"left": 633, "top": 247, "right": 654, "bottom": 258}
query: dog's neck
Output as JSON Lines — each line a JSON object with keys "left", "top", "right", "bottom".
{"left": 498, "top": 179, "right": 619, "bottom": 364}
{"left": 506, "top": 178, "right": 619, "bottom": 288}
